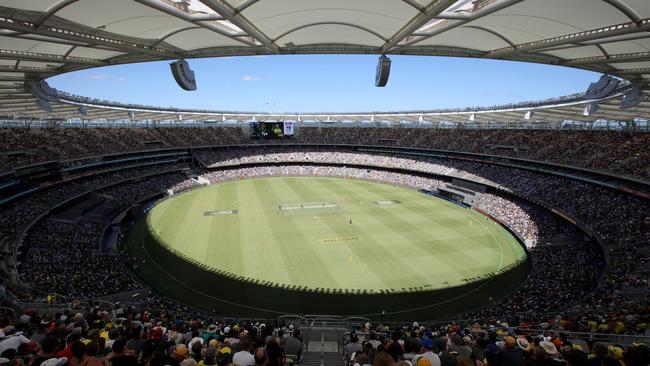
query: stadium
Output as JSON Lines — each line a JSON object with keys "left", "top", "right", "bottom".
{"left": 0, "top": 0, "right": 649, "bottom": 366}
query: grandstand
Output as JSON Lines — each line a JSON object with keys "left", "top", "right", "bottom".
{"left": 0, "top": 1, "right": 649, "bottom": 366}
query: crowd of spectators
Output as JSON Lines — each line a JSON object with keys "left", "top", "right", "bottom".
{"left": 200, "top": 165, "right": 444, "bottom": 192}
{"left": 340, "top": 322, "right": 649, "bottom": 366}
{"left": 295, "top": 128, "right": 650, "bottom": 180}
{"left": 1, "top": 127, "right": 649, "bottom": 180}
{"left": 17, "top": 173, "right": 190, "bottom": 298}
{"left": 473, "top": 194, "right": 576, "bottom": 243}
{"left": 0, "top": 164, "right": 184, "bottom": 282}
{"left": 0, "top": 141, "right": 647, "bottom": 342}
{"left": 194, "top": 148, "right": 455, "bottom": 177}
{"left": 0, "top": 307, "right": 647, "bottom": 366}
{"left": 0, "top": 306, "right": 308, "bottom": 366}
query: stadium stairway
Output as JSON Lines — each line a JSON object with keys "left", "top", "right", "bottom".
{"left": 301, "top": 344, "right": 343, "bottom": 366}
{"left": 300, "top": 327, "right": 346, "bottom": 366}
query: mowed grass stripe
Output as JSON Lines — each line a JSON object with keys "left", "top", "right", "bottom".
{"left": 279, "top": 177, "right": 391, "bottom": 290}
{"left": 359, "top": 181, "right": 510, "bottom": 278}
{"left": 388, "top": 198, "right": 502, "bottom": 279}
{"left": 243, "top": 178, "right": 294, "bottom": 283}
{"left": 255, "top": 177, "right": 341, "bottom": 287}
{"left": 236, "top": 180, "right": 285, "bottom": 282}
{"left": 322, "top": 178, "right": 468, "bottom": 288}
{"left": 309, "top": 177, "right": 431, "bottom": 289}
{"left": 151, "top": 190, "right": 204, "bottom": 259}
{"left": 329, "top": 178, "right": 520, "bottom": 283}
{"left": 149, "top": 177, "right": 524, "bottom": 292}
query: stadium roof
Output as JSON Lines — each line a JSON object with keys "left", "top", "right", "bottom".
{"left": 0, "top": 0, "right": 649, "bottom": 123}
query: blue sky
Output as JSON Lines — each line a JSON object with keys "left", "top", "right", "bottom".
{"left": 48, "top": 55, "right": 601, "bottom": 113}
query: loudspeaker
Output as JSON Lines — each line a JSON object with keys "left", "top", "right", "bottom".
{"left": 375, "top": 55, "right": 391, "bottom": 87}
{"left": 31, "top": 81, "right": 59, "bottom": 102}
{"left": 619, "top": 84, "right": 645, "bottom": 109}
{"left": 37, "top": 99, "right": 52, "bottom": 113}
{"left": 170, "top": 59, "right": 197, "bottom": 91}
{"left": 585, "top": 75, "right": 619, "bottom": 99}
{"left": 524, "top": 110, "right": 533, "bottom": 120}
{"left": 583, "top": 102, "right": 599, "bottom": 116}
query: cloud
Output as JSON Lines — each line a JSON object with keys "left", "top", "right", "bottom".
{"left": 242, "top": 74, "right": 261, "bottom": 82}
{"left": 84, "top": 74, "right": 111, "bottom": 80}
{"left": 75, "top": 73, "right": 126, "bottom": 81}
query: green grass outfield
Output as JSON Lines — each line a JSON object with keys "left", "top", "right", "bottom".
{"left": 147, "top": 176, "right": 527, "bottom": 293}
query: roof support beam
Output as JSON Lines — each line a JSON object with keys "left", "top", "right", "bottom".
{"left": 0, "top": 49, "right": 106, "bottom": 66}
{"left": 0, "top": 104, "right": 41, "bottom": 112}
{"left": 199, "top": 0, "right": 279, "bottom": 54}
{"left": 401, "top": 0, "right": 424, "bottom": 11}
{"left": 0, "top": 11, "right": 180, "bottom": 58}
{"left": 602, "top": 0, "right": 642, "bottom": 24}
{"left": 3, "top": 32, "right": 92, "bottom": 48}
{"left": 133, "top": 0, "right": 258, "bottom": 48}
{"left": 563, "top": 51, "right": 650, "bottom": 66}
{"left": 618, "top": 68, "right": 650, "bottom": 75}
{"left": 398, "top": 0, "right": 525, "bottom": 49}
{"left": 236, "top": 0, "right": 262, "bottom": 13}
{"left": 0, "top": 65, "right": 52, "bottom": 74}
{"left": 489, "top": 18, "right": 650, "bottom": 57}
{"left": 0, "top": 83, "right": 25, "bottom": 89}
{"left": 0, "top": 101, "right": 36, "bottom": 108}
{"left": 0, "top": 76, "right": 30, "bottom": 81}
{"left": 381, "top": 0, "right": 458, "bottom": 53}
{"left": 35, "top": 0, "right": 80, "bottom": 28}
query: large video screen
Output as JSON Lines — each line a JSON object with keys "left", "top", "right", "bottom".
{"left": 249, "top": 121, "right": 294, "bottom": 139}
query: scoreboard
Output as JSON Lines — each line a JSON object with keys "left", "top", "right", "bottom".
{"left": 250, "top": 121, "right": 294, "bottom": 139}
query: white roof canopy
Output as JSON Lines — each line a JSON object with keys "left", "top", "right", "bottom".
{"left": 0, "top": 0, "right": 649, "bottom": 122}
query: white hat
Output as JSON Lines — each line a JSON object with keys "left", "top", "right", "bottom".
{"left": 539, "top": 341, "right": 558, "bottom": 355}
{"left": 41, "top": 357, "right": 68, "bottom": 366}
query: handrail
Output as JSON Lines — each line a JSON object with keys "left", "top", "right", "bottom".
{"left": 0, "top": 306, "right": 17, "bottom": 320}
{"left": 512, "top": 328, "right": 650, "bottom": 346}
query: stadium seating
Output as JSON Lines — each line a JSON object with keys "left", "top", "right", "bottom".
{"left": 0, "top": 129, "right": 648, "bottom": 366}
{"left": 1, "top": 128, "right": 649, "bottom": 180}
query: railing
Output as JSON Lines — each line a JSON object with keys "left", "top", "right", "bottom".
{"left": 513, "top": 328, "right": 650, "bottom": 347}
{"left": 2, "top": 117, "right": 648, "bottom": 131}
{"left": 0, "top": 306, "right": 16, "bottom": 320}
